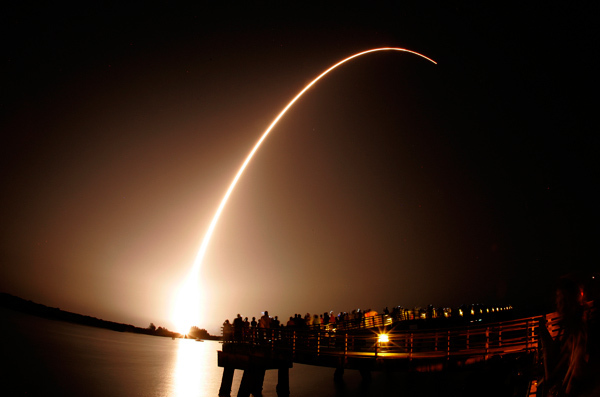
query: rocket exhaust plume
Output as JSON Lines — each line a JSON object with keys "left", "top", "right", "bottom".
{"left": 172, "top": 48, "right": 436, "bottom": 334}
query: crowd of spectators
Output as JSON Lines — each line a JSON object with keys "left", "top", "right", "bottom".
{"left": 224, "top": 306, "right": 419, "bottom": 342}
{"left": 222, "top": 303, "right": 519, "bottom": 342}
{"left": 223, "top": 309, "right": 373, "bottom": 341}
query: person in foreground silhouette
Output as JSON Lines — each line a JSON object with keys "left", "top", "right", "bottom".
{"left": 537, "top": 276, "right": 594, "bottom": 396}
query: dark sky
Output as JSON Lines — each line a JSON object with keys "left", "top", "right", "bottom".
{"left": 1, "top": 3, "right": 597, "bottom": 334}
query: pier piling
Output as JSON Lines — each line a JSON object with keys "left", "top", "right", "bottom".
{"left": 276, "top": 367, "right": 290, "bottom": 396}
{"left": 218, "top": 367, "right": 235, "bottom": 397}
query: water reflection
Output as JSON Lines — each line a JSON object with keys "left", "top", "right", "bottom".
{"left": 174, "top": 339, "right": 205, "bottom": 396}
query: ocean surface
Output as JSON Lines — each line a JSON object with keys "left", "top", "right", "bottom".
{"left": 0, "top": 308, "right": 514, "bottom": 396}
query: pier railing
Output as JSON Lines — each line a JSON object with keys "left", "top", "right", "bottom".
{"left": 222, "top": 314, "right": 556, "bottom": 362}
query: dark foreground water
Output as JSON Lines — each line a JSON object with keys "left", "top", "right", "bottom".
{"left": 1, "top": 308, "right": 520, "bottom": 396}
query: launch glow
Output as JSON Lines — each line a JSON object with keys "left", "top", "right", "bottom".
{"left": 172, "top": 48, "right": 437, "bottom": 334}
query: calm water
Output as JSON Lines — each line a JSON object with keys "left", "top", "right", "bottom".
{"left": 0, "top": 308, "right": 510, "bottom": 396}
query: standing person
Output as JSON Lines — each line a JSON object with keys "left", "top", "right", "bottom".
{"left": 243, "top": 317, "right": 250, "bottom": 341}
{"left": 232, "top": 314, "right": 243, "bottom": 342}
{"left": 271, "top": 316, "right": 280, "bottom": 340}
{"left": 313, "top": 314, "right": 320, "bottom": 330}
{"left": 259, "top": 311, "right": 271, "bottom": 341}
{"left": 250, "top": 317, "right": 257, "bottom": 341}
{"left": 305, "top": 313, "right": 312, "bottom": 327}
{"left": 297, "top": 314, "right": 305, "bottom": 328}
{"left": 222, "top": 319, "right": 233, "bottom": 341}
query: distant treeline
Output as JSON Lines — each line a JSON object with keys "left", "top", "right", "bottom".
{"left": 0, "top": 292, "right": 220, "bottom": 340}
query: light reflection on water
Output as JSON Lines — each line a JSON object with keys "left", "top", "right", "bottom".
{"left": 174, "top": 339, "right": 231, "bottom": 396}
{"left": 174, "top": 339, "right": 203, "bottom": 397}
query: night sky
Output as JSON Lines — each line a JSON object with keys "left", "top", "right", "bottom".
{"left": 1, "top": 3, "right": 597, "bottom": 334}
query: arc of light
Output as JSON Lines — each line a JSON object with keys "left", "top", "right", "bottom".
{"left": 191, "top": 47, "right": 436, "bottom": 275}
{"left": 174, "top": 48, "right": 435, "bottom": 333}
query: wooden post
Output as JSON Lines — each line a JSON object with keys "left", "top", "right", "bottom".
{"left": 252, "top": 368, "right": 266, "bottom": 397}
{"left": 334, "top": 367, "right": 344, "bottom": 383}
{"left": 292, "top": 331, "right": 296, "bottom": 359}
{"left": 218, "top": 367, "right": 235, "bottom": 397}
{"left": 447, "top": 330, "right": 450, "bottom": 359}
{"left": 317, "top": 330, "right": 320, "bottom": 356}
{"left": 344, "top": 333, "right": 348, "bottom": 357}
{"left": 485, "top": 326, "right": 490, "bottom": 360}
{"left": 466, "top": 326, "right": 470, "bottom": 350}
{"left": 238, "top": 370, "right": 253, "bottom": 397}
{"left": 499, "top": 326, "right": 502, "bottom": 348}
{"left": 349, "top": 333, "right": 353, "bottom": 352}
{"left": 238, "top": 368, "right": 266, "bottom": 397}
{"left": 276, "top": 367, "right": 290, "bottom": 397}
{"left": 524, "top": 318, "right": 528, "bottom": 352}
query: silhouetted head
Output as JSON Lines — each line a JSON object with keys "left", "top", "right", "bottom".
{"left": 556, "top": 276, "right": 584, "bottom": 319}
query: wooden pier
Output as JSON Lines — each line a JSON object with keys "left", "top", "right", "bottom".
{"left": 217, "top": 312, "right": 561, "bottom": 396}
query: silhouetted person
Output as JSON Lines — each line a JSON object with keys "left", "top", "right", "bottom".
{"left": 223, "top": 319, "right": 233, "bottom": 341}
{"left": 250, "top": 317, "right": 257, "bottom": 341}
{"left": 271, "top": 315, "right": 280, "bottom": 340}
{"left": 313, "top": 314, "right": 320, "bottom": 329}
{"left": 259, "top": 311, "right": 270, "bottom": 341}
{"left": 232, "top": 314, "right": 243, "bottom": 342}
{"left": 538, "top": 276, "right": 589, "bottom": 396}
{"left": 296, "top": 314, "right": 305, "bottom": 328}
{"left": 243, "top": 317, "right": 250, "bottom": 340}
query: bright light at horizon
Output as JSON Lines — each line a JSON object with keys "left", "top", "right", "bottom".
{"left": 171, "top": 47, "right": 437, "bottom": 330}
{"left": 172, "top": 267, "right": 200, "bottom": 334}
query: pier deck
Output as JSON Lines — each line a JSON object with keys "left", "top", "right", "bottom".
{"left": 217, "top": 312, "right": 559, "bottom": 396}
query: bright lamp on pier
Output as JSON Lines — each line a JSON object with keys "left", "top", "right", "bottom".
{"left": 378, "top": 334, "right": 389, "bottom": 343}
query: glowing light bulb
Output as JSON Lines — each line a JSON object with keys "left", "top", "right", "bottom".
{"left": 378, "top": 334, "right": 389, "bottom": 343}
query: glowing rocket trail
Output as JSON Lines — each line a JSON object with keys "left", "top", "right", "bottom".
{"left": 172, "top": 48, "right": 436, "bottom": 333}
{"left": 194, "top": 48, "right": 435, "bottom": 273}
